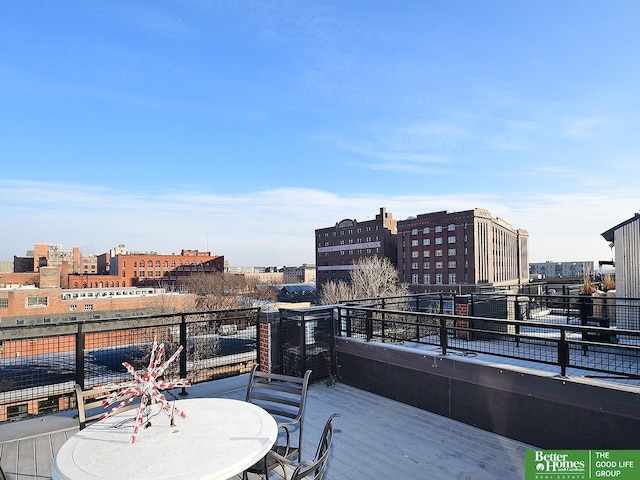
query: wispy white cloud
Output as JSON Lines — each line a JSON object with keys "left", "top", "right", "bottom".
{"left": 317, "top": 121, "right": 468, "bottom": 174}
{"left": 2, "top": 178, "right": 635, "bottom": 267}
{"left": 558, "top": 116, "right": 607, "bottom": 139}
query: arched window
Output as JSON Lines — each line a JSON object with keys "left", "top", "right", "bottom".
{"left": 134, "top": 261, "right": 138, "bottom": 268}
{"left": 156, "top": 260, "right": 161, "bottom": 268}
{"left": 163, "top": 260, "right": 169, "bottom": 268}
{"left": 171, "top": 260, "right": 176, "bottom": 268}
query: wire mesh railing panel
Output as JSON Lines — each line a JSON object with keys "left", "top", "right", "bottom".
{"left": 83, "top": 324, "right": 180, "bottom": 388}
{"left": 0, "top": 308, "right": 259, "bottom": 423}
{"left": 278, "top": 309, "right": 334, "bottom": 380}
{"left": 0, "top": 333, "right": 76, "bottom": 421}
{"left": 183, "top": 311, "right": 257, "bottom": 383}
{"left": 336, "top": 304, "right": 640, "bottom": 382}
{"left": 567, "top": 341, "right": 640, "bottom": 379}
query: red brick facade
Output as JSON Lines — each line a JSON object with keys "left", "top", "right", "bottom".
{"left": 315, "top": 207, "right": 398, "bottom": 288}
{"left": 112, "top": 250, "right": 225, "bottom": 288}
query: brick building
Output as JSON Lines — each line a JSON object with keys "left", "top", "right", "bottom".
{"left": 0, "top": 284, "right": 193, "bottom": 328}
{"left": 110, "top": 249, "right": 225, "bottom": 288}
{"left": 315, "top": 207, "right": 397, "bottom": 288}
{"left": 34, "top": 244, "right": 82, "bottom": 274}
{"left": 529, "top": 261, "right": 594, "bottom": 279}
{"left": 282, "top": 265, "right": 316, "bottom": 284}
{"left": 397, "top": 209, "right": 529, "bottom": 293}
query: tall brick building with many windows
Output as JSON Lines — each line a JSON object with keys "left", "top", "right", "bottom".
{"left": 315, "top": 207, "right": 397, "bottom": 288}
{"left": 397, "top": 209, "right": 529, "bottom": 293}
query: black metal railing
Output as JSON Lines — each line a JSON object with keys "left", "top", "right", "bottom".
{"left": 335, "top": 304, "right": 640, "bottom": 380}
{"left": 0, "top": 307, "right": 259, "bottom": 422}
{"left": 277, "top": 307, "right": 336, "bottom": 381}
{"left": 342, "top": 291, "right": 639, "bottom": 327}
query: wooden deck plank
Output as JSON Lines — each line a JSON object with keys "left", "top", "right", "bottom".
{"left": 299, "top": 381, "right": 534, "bottom": 480}
{"left": 0, "top": 440, "right": 19, "bottom": 480}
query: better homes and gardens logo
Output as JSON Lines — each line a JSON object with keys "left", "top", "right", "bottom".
{"left": 526, "top": 450, "right": 640, "bottom": 480}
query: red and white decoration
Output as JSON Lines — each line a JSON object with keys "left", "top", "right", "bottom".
{"left": 97, "top": 336, "right": 191, "bottom": 443}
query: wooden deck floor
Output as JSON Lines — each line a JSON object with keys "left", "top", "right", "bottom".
{"left": 0, "top": 376, "right": 534, "bottom": 480}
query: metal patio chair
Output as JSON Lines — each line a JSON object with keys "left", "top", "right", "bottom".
{"left": 269, "top": 413, "right": 341, "bottom": 480}
{"left": 243, "top": 365, "right": 312, "bottom": 479}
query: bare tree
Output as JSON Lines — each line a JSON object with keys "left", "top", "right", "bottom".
{"left": 318, "top": 279, "right": 354, "bottom": 305}
{"left": 319, "top": 256, "right": 408, "bottom": 305}
{"left": 181, "top": 272, "right": 276, "bottom": 310}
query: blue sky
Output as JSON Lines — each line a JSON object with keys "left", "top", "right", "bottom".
{"left": 1, "top": 1, "right": 638, "bottom": 268}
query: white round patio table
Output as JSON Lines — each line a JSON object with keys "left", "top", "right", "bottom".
{"left": 51, "top": 397, "right": 277, "bottom": 480}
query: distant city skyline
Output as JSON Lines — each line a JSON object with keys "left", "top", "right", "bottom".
{"left": 2, "top": 2, "right": 639, "bottom": 268}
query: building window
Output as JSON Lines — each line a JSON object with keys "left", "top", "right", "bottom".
{"left": 412, "top": 274, "right": 419, "bottom": 284}
{"left": 70, "top": 305, "right": 77, "bottom": 312}
{"left": 435, "top": 249, "right": 443, "bottom": 257}
{"left": 448, "top": 248, "right": 456, "bottom": 256}
{"left": 7, "top": 404, "right": 28, "bottom": 420}
{"left": 423, "top": 239, "right": 430, "bottom": 246}
{"left": 411, "top": 251, "right": 419, "bottom": 258}
{"left": 423, "top": 250, "right": 430, "bottom": 257}
{"left": 84, "top": 304, "right": 94, "bottom": 311}
{"left": 436, "top": 274, "right": 443, "bottom": 284}
{"left": 448, "top": 224, "right": 456, "bottom": 231}
{"left": 423, "top": 262, "right": 430, "bottom": 269}
{"left": 449, "top": 274, "right": 457, "bottom": 284}
{"left": 27, "top": 297, "right": 48, "bottom": 307}
{"left": 411, "top": 239, "right": 419, "bottom": 247}
{"left": 448, "top": 261, "right": 457, "bottom": 268}
{"left": 423, "top": 227, "right": 430, "bottom": 234}
{"left": 423, "top": 274, "right": 431, "bottom": 284}
{"left": 435, "top": 226, "right": 443, "bottom": 233}
{"left": 0, "top": 298, "right": 7, "bottom": 308}
{"left": 411, "top": 262, "right": 419, "bottom": 269}
{"left": 435, "top": 261, "right": 444, "bottom": 269}
{"left": 448, "top": 236, "right": 456, "bottom": 243}
{"left": 43, "top": 318, "right": 51, "bottom": 323}
{"left": 411, "top": 229, "right": 418, "bottom": 235}
{"left": 435, "top": 237, "right": 443, "bottom": 245}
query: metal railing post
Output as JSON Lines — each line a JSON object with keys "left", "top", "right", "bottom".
{"left": 300, "top": 314, "right": 307, "bottom": 377}
{"left": 558, "top": 327, "right": 569, "bottom": 377}
{"left": 366, "top": 309, "right": 373, "bottom": 341}
{"left": 439, "top": 317, "right": 448, "bottom": 355}
{"left": 179, "top": 314, "right": 188, "bottom": 395}
{"left": 75, "top": 323, "right": 85, "bottom": 390}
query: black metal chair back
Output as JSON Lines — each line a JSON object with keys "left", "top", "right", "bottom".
{"left": 244, "top": 364, "right": 312, "bottom": 478}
